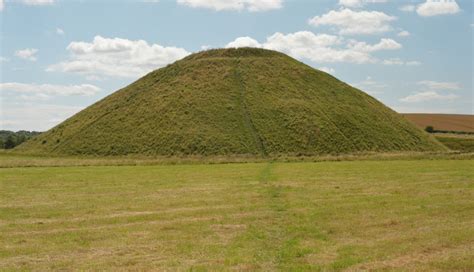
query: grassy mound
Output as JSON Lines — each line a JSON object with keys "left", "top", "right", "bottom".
{"left": 18, "top": 48, "right": 445, "bottom": 156}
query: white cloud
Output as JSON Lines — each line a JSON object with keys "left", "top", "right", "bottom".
{"left": 14, "top": 48, "right": 38, "bottom": 61}
{"left": 416, "top": 0, "right": 460, "bottom": 17}
{"left": 392, "top": 105, "right": 462, "bottom": 114}
{"left": 417, "top": 80, "right": 461, "bottom": 90}
{"left": 347, "top": 38, "right": 402, "bottom": 52}
{"left": 1, "top": 0, "right": 55, "bottom": 10}
{"left": 382, "top": 58, "right": 421, "bottom": 66}
{"left": 352, "top": 76, "right": 386, "bottom": 95}
{"left": 22, "top": 0, "right": 54, "bottom": 5}
{"left": 0, "top": 56, "right": 8, "bottom": 62}
{"left": 319, "top": 67, "right": 335, "bottom": 74}
{"left": 85, "top": 75, "right": 103, "bottom": 81}
{"left": 406, "top": 61, "right": 421, "bottom": 66}
{"left": 177, "top": 0, "right": 283, "bottom": 12}
{"left": 56, "top": 28, "right": 65, "bottom": 35}
{"left": 399, "top": 5, "right": 415, "bottom": 12}
{"left": 265, "top": 35, "right": 373, "bottom": 63}
{"left": 397, "top": 30, "right": 410, "bottom": 37}
{"left": 308, "top": 8, "right": 396, "bottom": 35}
{"left": 19, "top": 93, "right": 51, "bottom": 101}
{"left": 47, "top": 35, "right": 190, "bottom": 78}
{"left": 399, "top": 91, "right": 458, "bottom": 102}
{"left": 0, "top": 82, "right": 101, "bottom": 97}
{"left": 264, "top": 32, "right": 344, "bottom": 49}
{"left": 382, "top": 58, "right": 404, "bottom": 65}
{"left": 225, "top": 31, "right": 402, "bottom": 64}
{"left": 0, "top": 104, "right": 84, "bottom": 131}
{"left": 226, "top": 36, "right": 262, "bottom": 48}
{"left": 338, "top": 0, "right": 387, "bottom": 8}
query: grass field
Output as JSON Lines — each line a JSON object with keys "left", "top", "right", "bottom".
{"left": 403, "top": 114, "right": 474, "bottom": 133}
{"left": 435, "top": 133, "right": 474, "bottom": 153}
{"left": 1, "top": 159, "right": 473, "bottom": 270}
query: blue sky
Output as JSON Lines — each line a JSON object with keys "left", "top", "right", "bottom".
{"left": 0, "top": 0, "right": 472, "bottom": 131}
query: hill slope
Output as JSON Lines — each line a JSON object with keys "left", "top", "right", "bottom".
{"left": 402, "top": 114, "right": 474, "bottom": 133}
{"left": 18, "top": 48, "right": 445, "bottom": 156}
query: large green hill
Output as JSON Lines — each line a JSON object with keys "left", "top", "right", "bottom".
{"left": 18, "top": 48, "right": 445, "bottom": 156}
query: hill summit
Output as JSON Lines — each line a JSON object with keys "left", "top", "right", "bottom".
{"left": 19, "top": 48, "right": 445, "bottom": 156}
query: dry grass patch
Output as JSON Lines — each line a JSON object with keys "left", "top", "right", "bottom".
{"left": 0, "top": 160, "right": 472, "bottom": 270}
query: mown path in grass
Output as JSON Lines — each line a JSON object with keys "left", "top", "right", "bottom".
{"left": 0, "top": 160, "right": 473, "bottom": 270}
{"left": 233, "top": 59, "right": 268, "bottom": 157}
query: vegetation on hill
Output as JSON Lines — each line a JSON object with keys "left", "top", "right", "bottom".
{"left": 0, "top": 130, "right": 41, "bottom": 149}
{"left": 17, "top": 48, "right": 445, "bottom": 156}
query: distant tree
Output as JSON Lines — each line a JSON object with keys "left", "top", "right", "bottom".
{"left": 0, "top": 130, "right": 41, "bottom": 149}
{"left": 425, "top": 126, "right": 434, "bottom": 133}
{"left": 4, "top": 136, "right": 16, "bottom": 149}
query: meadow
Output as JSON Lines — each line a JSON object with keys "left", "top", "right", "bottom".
{"left": 434, "top": 133, "right": 474, "bottom": 153}
{"left": 1, "top": 158, "right": 473, "bottom": 270}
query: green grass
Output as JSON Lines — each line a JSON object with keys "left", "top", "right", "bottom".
{"left": 1, "top": 150, "right": 472, "bottom": 168}
{"left": 17, "top": 48, "right": 445, "bottom": 156}
{"left": 1, "top": 159, "right": 473, "bottom": 270}
{"left": 435, "top": 134, "right": 474, "bottom": 153}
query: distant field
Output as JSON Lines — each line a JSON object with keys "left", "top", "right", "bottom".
{"left": 1, "top": 160, "right": 473, "bottom": 270}
{"left": 402, "top": 113, "right": 474, "bottom": 132}
{"left": 435, "top": 133, "right": 474, "bottom": 153}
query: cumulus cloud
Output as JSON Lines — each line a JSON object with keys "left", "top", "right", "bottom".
{"left": 399, "top": 80, "right": 461, "bottom": 103}
{"left": 382, "top": 58, "right": 421, "bottom": 66}
{"left": 56, "top": 28, "right": 65, "bottom": 35}
{"left": 1, "top": 0, "right": 54, "bottom": 10}
{"left": 47, "top": 35, "right": 190, "bottom": 78}
{"left": 417, "top": 80, "right": 461, "bottom": 90}
{"left": 392, "top": 105, "right": 462, "bottom": 114}
{"left": 308, "top": 8, "right": 396, "bottom": 35}
{"left": 226, "top": 36, "right": 262, "bottom": 48}
{"left": 397, "top": 30, "right": 410, "bottom": 37}
{"left": 338, "top": 0, "right": 387, "bottom": 8}
{"left": 0, "top": 82, "right": 101, "bottom": 97}
{"left": 225, "top": 31, "right": 402, "bottom": 64}
{"left": 0, "top": 104, "right": 83, "bottom": 131}
{"left": 22, "top": 0, "right": 54, "bottom": 5}
{"left": 14, "top": 48, "right": 38, "bottom": 61}
{"left": 352, "top": 76, "right": 386, "bottom": 95}
{"left": 382, "top": 58, "right": 404, "bottom": 65}
{"left": 347, "top": 38, "right": 402, "bottom": 52}
{"left": 406, "top": 61, "right": 422, "bottom": 66}
{"left": 416, "top": 0, "right": 460, "bottom": 17}
{"left": 399, "top": 5, "right": 415, "bottom": 12}
{"left": 177, "top": 0, "right": 283, "bottom": 12}
{"left": 399, "top": 91, "right": 458, "bottom": 102}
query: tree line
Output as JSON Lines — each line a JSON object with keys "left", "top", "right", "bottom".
{"left": 0, "top": 130, "right": 41, "bottom": 149}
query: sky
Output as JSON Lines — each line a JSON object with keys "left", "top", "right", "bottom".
{"left": 0, "top": 0, "right": 473, "bottom": 131}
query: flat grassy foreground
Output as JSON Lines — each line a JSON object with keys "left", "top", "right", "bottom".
{"left": 1, "top": 160, "right": 473, "bottom": 270}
